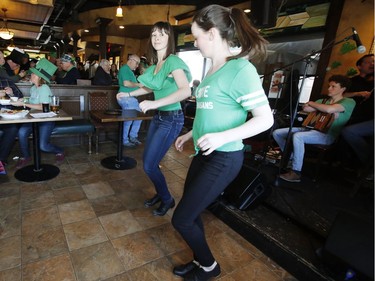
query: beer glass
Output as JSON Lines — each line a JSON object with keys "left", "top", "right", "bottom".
{"left": 50, "top": 96, "right": 60, "bottom": 114}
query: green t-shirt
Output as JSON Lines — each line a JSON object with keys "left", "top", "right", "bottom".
{"left": 316, "top": 97, "right": 356, "bottom": 138}
{"left": 193, "top": 59, "right": 269, "bottom": 152}
{"left": 29, "top": 84, "right": 52, "bottom": 104}
{"left": 118, "top": 64, "right": 138, "bottom": 92}
{"left": 137, "top": 55, "right": 192, "bottom": 111}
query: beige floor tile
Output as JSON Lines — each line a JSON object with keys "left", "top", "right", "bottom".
{"left": 130, "top": 208, "right": 172, "bottom": 230}
{"left": 58, "top": 199, "right": 96, "bottom": 225}
{"left": 47, "top": 173, "right": 81, "bottom": 190}
{"left": 81, "top": 181, "right": 115, "bottom": 200}
{"left": 22, "top": 205, "right": 61, "bottom": 230}
{"left": 0, "top": 266, "right": 21, "bottom": 281}
{"left": 70, "top": 241, "right": 125, "bottom": 281}
{"left": 115, "top": 189, "right": 148, "bottom": 210}
{"left": 222, "top": 259, "right": 283, "bottom": 281}
{"left": 53, "top": 186, "right": 87, "bottom": 204}
{"left": 139, "top": 257, "right": 181, "bottom": 281}
{"left": 112, "top": 231, "right": 164, "bottom": 271}
{"left": 90, "top": 195, "right": 127, "bottom": 217}
{"left": 99, "top": 210, "right": 143, "bottom": 239}
{"left": 145, "top": 224, "right": 187, "bottom": 256}
{"left": 22, "top": 253, "right": 76, "bottom": 281}
{"left": 209, "top": 231, "right": 255, "bottom": 274}
{"left": 63, "top": 218, "right": 108, "bottom": 251}
{"left": 0, "top": 236, "right": 21, "bottom": 271}
{"left": 22, "top": 225, "right": 68, "bottom": 264}
{"left": 0, "top": 183, "right": 20, "bottom": 198}
{"left": 104, "top": 272, "right": 131, "bottom": 281}
{"left": 21, "top": 190, "right": 55, "bottom": 212}
{"left": 0, "top": 196, "right": 21, "bottom": 239}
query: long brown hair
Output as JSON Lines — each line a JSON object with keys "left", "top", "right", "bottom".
{"left": 146, "top": 21, "right": 176, "bottom": 65}
{"left": 192, "top": 4, "right": 268, "bottom": 61}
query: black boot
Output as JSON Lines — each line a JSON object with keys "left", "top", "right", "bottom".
{"left": 152, "top": 198, "right": 175, "bottom": 216}
{"left": 144, "top": 194, "right": 161, "bottom": 207}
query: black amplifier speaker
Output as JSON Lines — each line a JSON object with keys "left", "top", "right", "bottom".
{"left": 322, "top": 211, "right": 374, "bottom": 280}
{"left": 223, "top": 164, "right": 270, "bottom": 211}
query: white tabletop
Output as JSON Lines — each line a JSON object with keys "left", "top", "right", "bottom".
{"left": 0, "top": 109, "right": 72, "bottom": 124}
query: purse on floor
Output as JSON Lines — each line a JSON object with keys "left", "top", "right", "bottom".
{"left": 302, "top": 99, "right": 334, "bottom": 133}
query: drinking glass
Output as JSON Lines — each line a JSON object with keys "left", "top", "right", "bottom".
{"left": 50, "top": 96, "right": 60, "bottom": 114}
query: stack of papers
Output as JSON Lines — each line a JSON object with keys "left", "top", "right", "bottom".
{"left": 30, "top": 112, "right": 57, "bottom": 118}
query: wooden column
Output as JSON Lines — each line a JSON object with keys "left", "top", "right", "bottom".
{"left": 95, "top": 17, "right": 113, "bottom": 60}
{"left": 71, "top": 32, "right": 81, "bottom": 58}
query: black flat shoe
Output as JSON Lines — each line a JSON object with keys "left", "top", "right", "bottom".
{"left": 153, "top": 198, "right": 175, "bottom": 216}
{"left": 173, "top": 261, "right": 199, "bottom": 277}
{"left": 184, "top": 263, "right": 221, "bottom": 281}
{"left": 144, "top": 195, "right": 161, "bottom": 207}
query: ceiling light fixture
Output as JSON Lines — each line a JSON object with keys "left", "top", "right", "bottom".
{"left": 0, "top": 8, "right": 14, "bottom": 40}
{"left": 29, "top": 0, "right": 38, "bottom": 5}
{"left": 116, "top": 0, "right": 123, "bottom": 17}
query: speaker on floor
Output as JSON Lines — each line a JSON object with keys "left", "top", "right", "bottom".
{"left": 249, "top": 0, "right": 278, "bottom": 28}
{"left": 223, "top": 164, "right": 270, "bottom": 211}
{"left": 322, "top": 211, "right": 374, "bottom": 280}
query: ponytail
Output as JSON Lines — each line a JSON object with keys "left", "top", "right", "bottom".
{"left": 192, "top": 5, "right": 268, "bottom": 61}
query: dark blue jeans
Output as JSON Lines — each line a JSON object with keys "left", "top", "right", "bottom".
{"left": 18, "top": 121, "right": 63, "bottom": 158}
{"left": 172, "top": 150, "right": 244, "bottom": 266}
{"left": 143, "top": 111, "right": 184, "bottom": 203}
{"left": 0, "top": 124, "right": 19, "bottom": 162}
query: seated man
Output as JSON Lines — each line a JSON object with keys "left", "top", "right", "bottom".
{"left": 341, "top": 54, "right": 374, "bottom": 179}
{"left": 272, "top": 75, "right": 355, "bottom": 182}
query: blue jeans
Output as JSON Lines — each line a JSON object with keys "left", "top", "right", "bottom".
{"left": 0, "top": 124, "right": 19, "bottom": 162}
{"left": 341, "top": 119, "right": 374, "bottom": 165}
{"left": 117, "top": 97, "right": 142, "bottom": 143}
{"left": 172, "top": 150, "right": 244, "bottom": 266}
{"left": 273, "top": 127, "right": 335, "bottom": 171}
{"left": 143, "top": 111, "right": 184, "bottom": 203}
{"left": 18, "top": 122, "right": 63, "bottom": 158}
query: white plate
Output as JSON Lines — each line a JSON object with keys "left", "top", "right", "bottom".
{"left": 0, "top": 100, "right": 11, "bottom": 105}
{"left": 0, "top": 110, "right": 29, "bottom": 120}
{"left": 30, "top": 112, "right": 57, "bottom": 118}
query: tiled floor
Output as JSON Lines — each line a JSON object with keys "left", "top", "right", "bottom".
{"left": 0, "top": 139, "right": 297, "bottom": 281}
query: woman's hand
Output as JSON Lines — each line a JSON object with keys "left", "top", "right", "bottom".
{"left": 197, "top": 132, "right": 225, "bottom": 156}
{"left": 4, "top": 87, "right": 14, "bottom": 96}
{"left": 116, "top": 92, "right": 128, "bottom": 100}
{"left": 139, "top": 100, "right": 157, "bottom": 113}
{"left": 175, "top": 131, "right": 192, "bottom": 152}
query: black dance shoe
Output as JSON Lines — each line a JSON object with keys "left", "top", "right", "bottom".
{"left": 144, "top": 195, "right": 161, "bottom": 207}
{"left": 184, "top": 263, "right": 221, "bottom": 281}
{"left": 152, "top": 198, "right": 175, "bottom": 216}
{"left": 173, "top": 261, "right": 199, "bottom": 277}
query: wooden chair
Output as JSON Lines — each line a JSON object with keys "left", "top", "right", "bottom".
{"left": 88, "top": 92, "right": 118, "bottom": 153}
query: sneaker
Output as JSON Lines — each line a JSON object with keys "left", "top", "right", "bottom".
{"left": 16, "top": 157, "right": 31, "bottom": 170}
{"left": 56, "top": 153, "right": 65, "bottom": 164}
{"left": 130, "top": 137, "right": 142, "bottom": 145}
{"left": 0, "top": 161, "right": 6, "bottom": 175}
{"left": 280, "top": 170, "right": 301, "bottom": 183}
{"left": 123, "top": 142, "right": 136, "bottom": 147}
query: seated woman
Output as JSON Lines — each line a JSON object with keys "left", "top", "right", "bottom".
{"left": 272, "top": 75, "right": 355, "bottom": 182}
{"left": 92, "top": 59, "right": 112, "bottom": 86}
{"left": 12, "top": 58, "right": 65, "bottom": 169}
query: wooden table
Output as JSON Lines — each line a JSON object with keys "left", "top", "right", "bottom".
{"left": 0, "top": 110, "right": 72, "bottom": 182}
{"left": 90, "top": 109, "right": 153, "bottom": 170}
